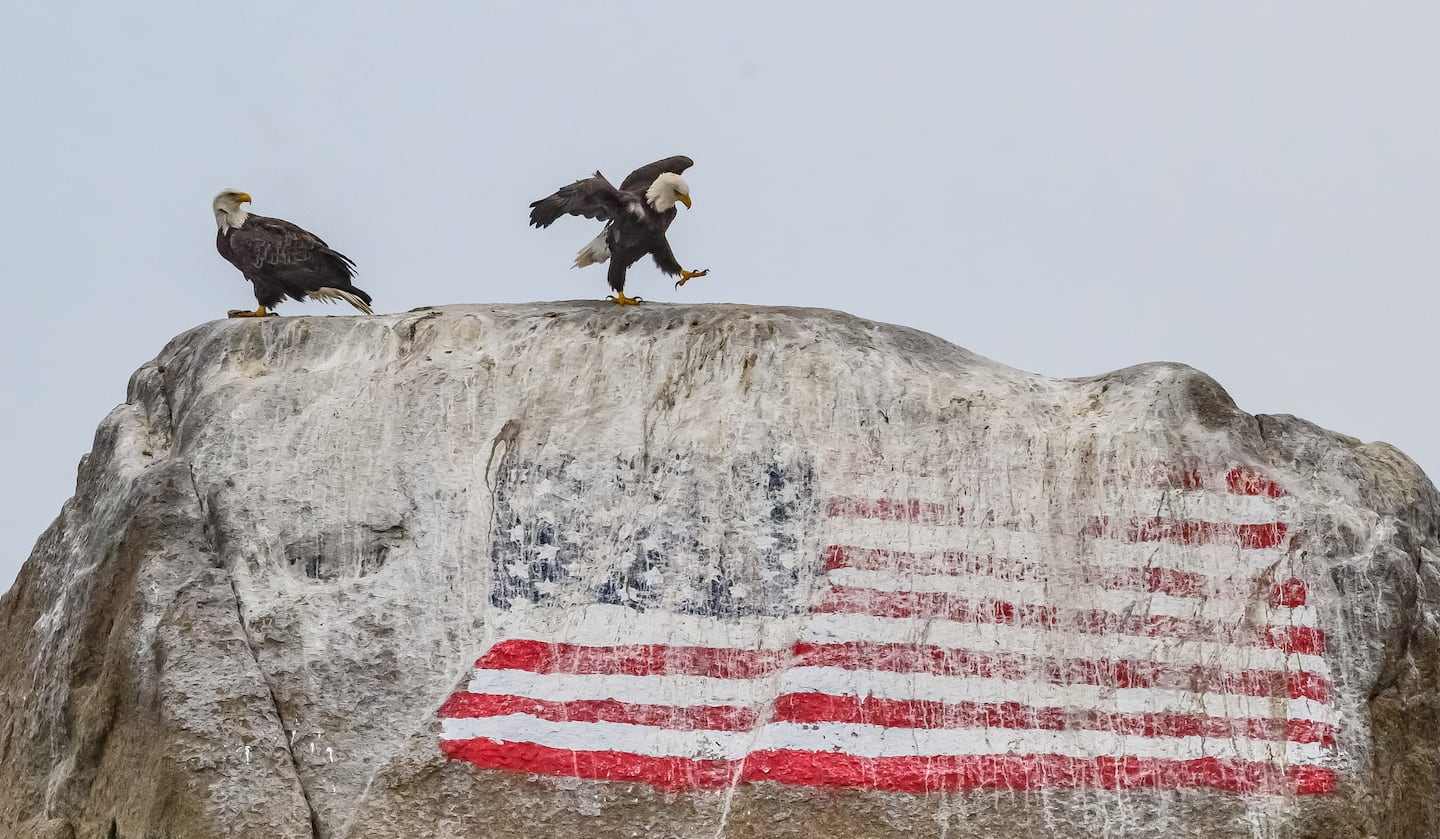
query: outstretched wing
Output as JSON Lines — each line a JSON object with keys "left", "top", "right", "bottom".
{"left": 528, "top": 172, "right": 628, "bottom": 228}
{"left": 226, "top": 215, "right": 358, "bottom": 287}
{"left": 618, "top": 156, "right": 694, "bottom": 195}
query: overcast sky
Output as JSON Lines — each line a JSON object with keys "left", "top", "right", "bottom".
{"left": 1, "top": 4, "right": 1436, "bottom": 594}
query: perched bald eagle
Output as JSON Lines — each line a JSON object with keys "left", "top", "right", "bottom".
{"left": 528, "top": 156, "right": 708, "bottom": 306}
{"left": 212, "top": 190, "right": 373, "bottom": 318}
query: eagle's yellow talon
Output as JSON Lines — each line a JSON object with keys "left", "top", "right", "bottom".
{"left": 605, "top": 292, "right": 643, "bottom": 306}
{"left": 675, "top": 268, "right": 710, "bottom": 288}
{"left": 227, "top": 306, "right": 275, "bottom": 318}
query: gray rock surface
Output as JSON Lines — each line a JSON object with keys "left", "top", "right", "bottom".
{"left": 0, "top": 302, "right": 1435, "bottom": 838}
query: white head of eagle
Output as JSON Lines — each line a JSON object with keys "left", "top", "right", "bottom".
{"left": 645, "top": 173, "right": 692, "bottom": 213}
{"left": 213, "top": 189, "right": 252, "bottom": 233}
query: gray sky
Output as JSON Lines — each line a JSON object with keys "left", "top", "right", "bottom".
{"left": 2, "top": 4, "right": 1437, "bottom": 593}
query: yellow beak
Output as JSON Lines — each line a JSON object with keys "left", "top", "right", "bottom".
{"left": 678, "top": 193, "right": 692, "bottom": 209}
{"left": 236, "top": 192, "right": 252, "bottom": 204}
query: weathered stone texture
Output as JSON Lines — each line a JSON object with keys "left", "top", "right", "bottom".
{"left": 0, "top": 303, "right": 1435, "bottom": 838}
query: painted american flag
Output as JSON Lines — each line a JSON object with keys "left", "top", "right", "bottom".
{"left": 439, "top": 464, "right": 1337, "bottom": 795}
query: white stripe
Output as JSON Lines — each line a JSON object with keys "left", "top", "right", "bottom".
{"left": 442, "top": 714, "right": 751, "bottom": 759}
{"left": 478, "top": 605, "right": 1331, "bottom": 682}
{"left": 1288, "top": 697, "right": 1332, "bottom": 725}
{"left": 826, "top": 564, "right": 1263, "bottom": 599}
{"left": 440, "top": 715, "right": 1328, "bottom": 765}
{"left": 826, "top": 568, "right": 1316, "bottom": 627}
{"left": 801, "top": 613, "right": 1331, "bottom": 678}
{"left": 489, "top": 603, "right": 801, "bottom": 650}
{"left": 824, "top": 522, "right": 1288, "bottom": 577}
{"left": 1278, "top": 605, "right": 1320, "bottom": 627}
{"left": 466, "top": 669, "right": 774, "bottom": 707}
{"left": 463, "top": 668, "right": 1335, "bottom": 725}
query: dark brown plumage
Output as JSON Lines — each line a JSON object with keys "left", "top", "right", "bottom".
{"left": 212, "top": 190, "right": 372, "bottom": 318}
{"left": 528, "top": 156, "right": 707, "bottom": 305}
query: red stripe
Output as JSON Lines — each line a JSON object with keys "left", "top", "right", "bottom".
{"left": 817, "top": 588, "right": 1047, "bottom": 625}
{"left": 1286, "top": 719, "right": 1338, "bottom": 747}
{"left": 772, "top": 693, "right": 1334, "bottom": 744}
{"left": 1287, "top": 672, "right": 1329, "bottom": 702}
{"left": 1071, "top": 610, "right": 1324, "bottom": 654}
{"left": 1087, "top": 517, "right": 1287, "bottom": 549}
{"left": 441, "top": 738, "right": 739, "bottom": 791}
{"left": 825, "top": 546, "right": 1309, "bottom": 611}
{"left": 475, "top": 639, "right": 787, "bottom": 678}
{"left": 1292, "top": 764, "right": 1339, "bottom": 794}
{"left": 470, "top": 638, "right": 1330, "bottom": 698}
{"left": 791, "top": 642, "right": 1328, "bottom": 701}
{"left": 815, "top": 588, "right": 1326, "bottom": 654}
{"left": 440, "top": 740, "right": 1333, "bottom": 794}
{"left": 742, "top": 751, "right": 1332, "bottom": 794}
{"left": 1227, "top": 467, "right": 1286, "bottom": 498}
{"left": 439, "top": 692, "right": 757, "bottom": 730}
{"left": 823, "top": 546, "right": 1038, "bottom": 579}
{"left": 830, "top": 503, "right": 1289, "bottom": 550}
{"left": 1100, "top": 565, "right": 1212, "bottom": 598}
{"left": 1168, "top": 468, "right": 1207, "bottom": 491}
{"left": 778, "top": 692, "right": 1064, "bottom": 729}
{"left": 827, "top": 497, "right": 964, "bottom": 525}
{"left": 824, "top": 546, "right": 1297, "bottom": 605}
{"left": 1273, "top": 578, "right": 1308, "bottom": 607}
{"left": 1264, "top": 625, "right": 1326, "bottom": 655}
{"left": 1150, "top": 466, "right": 1286, "bottom": 499}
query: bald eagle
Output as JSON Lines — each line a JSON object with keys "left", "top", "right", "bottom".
{"left": 212, "top": 190, "right": 374, "bottom": 318}
{"left": 528, "top": 156, "right": 708, "bottom": 306}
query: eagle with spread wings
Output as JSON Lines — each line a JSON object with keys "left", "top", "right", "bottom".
{"left": 529, "top": 156, "right": 708, "bottom": 306}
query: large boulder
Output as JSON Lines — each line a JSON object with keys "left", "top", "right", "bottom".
{"left": 1, "top": 302, "right": 1435, "bottom": 838}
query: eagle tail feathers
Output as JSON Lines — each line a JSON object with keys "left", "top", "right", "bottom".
{"left": 573, "top": 232, "right": 610, "bottom": 268}
{"left": 309, "top": 286, "right": 374, "bottom": 315}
